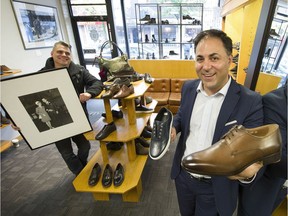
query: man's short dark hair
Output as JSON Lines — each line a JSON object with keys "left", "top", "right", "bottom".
{"left": 53, "top": 41, "right": 72, "bottom": 51}
{"left": 194, "top": 29, "right": 233, "bottom": 56}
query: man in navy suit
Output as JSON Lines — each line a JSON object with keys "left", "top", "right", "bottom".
{"left": 237, "top": 82, "right": 287, "bottom": 216}
{"left": 170, "top": 29, "right": 264, "bottom": 216}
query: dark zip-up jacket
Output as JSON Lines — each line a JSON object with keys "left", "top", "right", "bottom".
{"left": 40, "top": 57, "right": 103, "bottom": 113}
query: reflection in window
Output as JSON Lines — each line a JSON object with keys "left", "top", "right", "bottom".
{"left": 71, "top": 5, "right": 107, "bottom": 16}
{"left": 70, "top": 0, "right": 105, "bottom": 4}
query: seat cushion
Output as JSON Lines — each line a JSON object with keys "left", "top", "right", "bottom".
{"left": 147, "top": 78, "right": 170, "bottom": 92}
{"left": 170, "top": 78, "right": 187, "bottom": 93}
{"left": 169, "top": 92, "right": 181, "bottom": 105}
{"left": 145, "top": 92, "right": 169, "bottom": 105}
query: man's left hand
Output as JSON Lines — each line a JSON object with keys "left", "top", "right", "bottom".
{"left": 228, "top": 161, "right": 263, "bottom": 180}
{"left": 79, "top": 93, "right": 92, "bottom": 103}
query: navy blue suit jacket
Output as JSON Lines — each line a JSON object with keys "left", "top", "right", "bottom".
{"left": 171, "top": 78, "right": 263, "bottom": 216}
{"left": 238, "top": 83, "right": 287, "bottom": 216}
{"left": 263, "top": 83, "right": 287, "bottom": 179}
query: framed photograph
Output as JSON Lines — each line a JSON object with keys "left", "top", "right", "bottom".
{"left": 11, "top": 0, "right": 63, "bottom": 50}
{"left": 0, "top": 68, "right": 92, "bottom": 150}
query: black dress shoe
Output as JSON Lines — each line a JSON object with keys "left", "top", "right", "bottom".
{"left": 102, "top": 164, "right": 113, "bottom": 187}
{"left": 135, "top": 104, "right": 154, "bottom": 113}
{"left": 106, "top": 142, "right": 123, "bottom": 151}
{"left": 135, "top": 137, "right": 150, "bottom": 147}
{"left": 149, "top": 107, "right": 173, "bottom": 160}
{"left": 141, "top": 127, "right": 152, "bottom": 138}
{"left": 135, "top": 142, "right": 149, "bottom": 155}
{"left": 88, "top": 163, "right": 102, "bottom": 186}
{"left": 101, "top": 110, "right": 123, "bottom": 119}
{"left": 145, "top": 96, "right": 153, "bottom": 104}
{"left": 95, "top": 122, "right": 116, "bottom": 140}
{"left": 144, "top": 73, "right": 153, "bottom": 84}
{"left": 113, "top": 163, "right": 125, "bottom": 187}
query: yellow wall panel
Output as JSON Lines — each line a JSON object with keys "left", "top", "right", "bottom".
{"left": 255, "top": 72, "right": 281, "bottom": 95}
{"left": 129, "top": 59, "right": 197, "bottom": 78}
{"left": 225, "top": 8, "right": 244, "bottom": 43}
{"left": 223, "top": 0, "right": 264, "bottom": 85}
{"left": 237, "top": 0, "right": 263, "bottom": 84}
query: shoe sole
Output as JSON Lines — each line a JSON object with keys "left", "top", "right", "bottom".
{"left": 181, "top": 151, "right": 281, "bottom": 176}
{"left": 149, "top": 111, "right": 173, "bottom": 160}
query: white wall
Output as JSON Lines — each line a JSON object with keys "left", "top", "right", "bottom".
{"left": 0, "top": 0, "right": 78, "bottom": 74}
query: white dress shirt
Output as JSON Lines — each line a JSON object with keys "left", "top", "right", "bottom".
{"left": 183, "top": 77, "right": 231, "bottom": 177}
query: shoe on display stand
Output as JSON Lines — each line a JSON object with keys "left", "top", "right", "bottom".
{"left": 140, "top": 14, "right": 150, "bottom": 21}
{"left": 113, "top": 163, "right": 125, "bottom": 187}
{"left": 88, "top": 163, "right": 102, "bottom": 186}
{"left": 102, "top": 164, "right": 113, "bottom": 187}
{"left": 135, "top": 142, "right": 149, "bottom": 155}
{"left": 135, "top": 104, "right": 154, "bottom": 113}
{"left": 102, "top": 110, "right": 123, "bottom": 119}
{"left": 95, "top": 122, "right": 117, "bottom": 140}
{"left": 169, "top": 50, "right": 179, "bottom": 55}
{"left": 106, "top": 142, "right": 123, "bottom": 151}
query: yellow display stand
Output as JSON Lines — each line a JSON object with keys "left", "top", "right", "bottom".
{"left": 73, "top": 80, "right": 157, "bottom": 202}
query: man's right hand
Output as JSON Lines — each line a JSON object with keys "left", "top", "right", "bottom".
{"left": 171, "top": 127, "right": 177, "bottom": 143}
{"left": 11, "top": 124, "right": 20, "bottom": 131}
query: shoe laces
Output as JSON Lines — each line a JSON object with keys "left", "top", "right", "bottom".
{"left": 222, "top": 125, "right": 243, "bottom": 142}
{"left": 152, "top": 121, "right": 163, "bottom": 139}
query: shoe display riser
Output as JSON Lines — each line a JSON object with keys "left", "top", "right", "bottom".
{"left": 73, "top": 79, "right": 157, "bottom": 202}
{"left": 73, "top": 143, "right": 148, "bottom": 202}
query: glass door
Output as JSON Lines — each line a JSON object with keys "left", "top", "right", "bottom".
{"left": 76, "top": 21, "right": 110, "bottom": 64}
{"left": 67, "top": 0, "right": 112, "bottom": 78}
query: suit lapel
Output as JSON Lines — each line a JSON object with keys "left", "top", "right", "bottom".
{"left": 213, "top": 79, "right": 240, "bottom": 143}
{"left": 183, "top": 81, "right": 199, "bottom": 132}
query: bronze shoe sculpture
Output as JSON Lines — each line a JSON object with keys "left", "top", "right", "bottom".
{"left": 181, "top": 124, "right": 282, "bottom": 176}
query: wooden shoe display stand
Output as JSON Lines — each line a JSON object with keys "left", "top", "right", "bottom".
{"left": 73, "top": 79, "right": 157, "bottom": 202}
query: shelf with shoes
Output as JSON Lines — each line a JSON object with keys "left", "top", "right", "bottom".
{"left": 260, "top": 13, "right": 287, "bottom": 74}
{"left": 135, "top": 3, "right": 203, "bottom": 60}
{"left": 73, "top": 79, "right": 158, "bottom": 202}
{"left": 229, "top": 42, "right": 240, "bottom": 79}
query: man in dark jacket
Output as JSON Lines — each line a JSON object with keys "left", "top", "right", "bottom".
{"left": 238, "top": 82, "right": 287, "bottom": 215}
{"left": 170, "top": 30, "right": 264, "bottom": 216}
{"left": 40, "top": 41, "right": 103, "bottom": 175}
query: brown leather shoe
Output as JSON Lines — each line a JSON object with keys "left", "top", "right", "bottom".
{"left": 102, "top": 84, "right": 120, "bottom": 98}
{"left": 181, "top": 124, "right": 282, "bottom": 176}
{"left": 113, "top": 84, "right": 134, "bottom": 99}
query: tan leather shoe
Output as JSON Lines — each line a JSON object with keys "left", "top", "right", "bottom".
{"left": 113, "top": 84, "right": 134, "bottom": 99}
{"left": 181, "top": 124, "right": 282, "bottom": 176}
{"left": 101, "top": 84, "right": 120, "bottom": 98}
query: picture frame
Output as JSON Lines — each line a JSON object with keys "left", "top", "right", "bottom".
{"left": 11, "top": 0, "right": 63, "bottom": 50}
{"left": 0, "top": 68, "right": 93, "bottom": 150}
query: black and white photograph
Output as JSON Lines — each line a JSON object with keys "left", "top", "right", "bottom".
{"left": 18, "top": 88, "right": 73, "bottom": 132}
{"left": 0, "top": 68, "right": 92, "bottom": 150}
{"left": 11, "top": 0, "right": 63, "bottom": 49}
